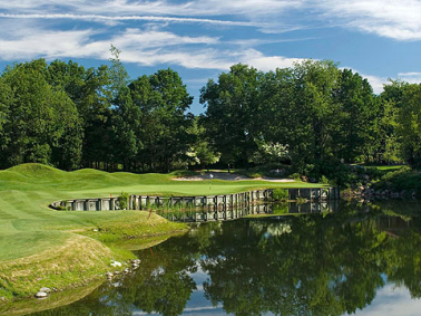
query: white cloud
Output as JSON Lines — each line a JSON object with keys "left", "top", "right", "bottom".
{"left": 398, "top": 72, "right": 421, "bottom": 83}
{"left": 0, "top": 0, "right": 300, "bottom": 18}
{"left": 0, "top": 13, "right": 256, "bottom": 27}
{"left": 2, "top": 0, "right": 421, "bottom": 41}
{"left": 350, "top": 283, "right": 421, "bottom": 316}
{"left": 240, "top": 49, "right": 304, "bottom": 71}
{"left": 361, "top": 74, "right": 387, "bottom": 94}
{"left": 315, "top": 0, "right": 421, "bottom": 40}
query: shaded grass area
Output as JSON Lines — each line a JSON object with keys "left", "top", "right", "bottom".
{"left": 0, "top": 163, "right": 321, "bottom": 301}
{"left": 364, "top": 165, "right": 405, "bottom": 172}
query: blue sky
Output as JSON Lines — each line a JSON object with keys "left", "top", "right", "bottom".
{"left": 1, "top": 0, "right": 421, "bottom": 113}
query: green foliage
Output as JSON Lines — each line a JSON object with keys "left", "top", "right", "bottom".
{"left": 273, "top": 188, "right": 289, "bottom": 201}
{"left": 291, "top": 173, "right": 301, "bottom": 181}
{"left": 118, "top": 192, "right": 129, "bottom": 210}
{"left": 1, "top": 55, "right": 418, "bottom": 178}
{"left": 186, "top": 117, "right": 220, "bottom": 170}
{"left": 252, "top": 141, "right": 290, "bottom": 165}
{"left": 373, "top": 166, "right": 421, "bottom": 195}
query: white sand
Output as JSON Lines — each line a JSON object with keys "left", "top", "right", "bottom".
{"left": 173, "top": 172, "right": 295, "bottom": 183}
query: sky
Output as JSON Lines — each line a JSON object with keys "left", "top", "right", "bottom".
{"left": 1, "top": 0, "right": 421, "bottom": 114}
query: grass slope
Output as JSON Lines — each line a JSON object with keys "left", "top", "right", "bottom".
{"left": 0, "top": 163, "right": 321, "bottom": 301}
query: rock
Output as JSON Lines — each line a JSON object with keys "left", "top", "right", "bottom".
{"left": 0, "top": 296, "right": 5, "bottom": 301}
{"left": 124, "top": 268, "right": 130, "bottom": 273}
{"left": 35, "top": 291, "right": 48, "bottom": 298}
{"left": 106, "top": 272, "right": 113, "bottom": 279}
{"left": 93, "top": 229, "right": 99, "bottom": 232}
{"left": 363, "top": 174, "right": 370, "bottom": 181}
{"left": 40, "top": 287, "right": 51, "bottom": 293}
{"left": 114, "top": 271, "right": 120, "bottom": 275}
{"left": 111, "top": 261, "right": 122, "bottom": 268}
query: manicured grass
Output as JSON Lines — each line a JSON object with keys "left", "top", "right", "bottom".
{"left": 363, "top": 165, "right": 405, "bottom": 172}
{"left": 0, "top": 163, "right": 322, "bottom": 300}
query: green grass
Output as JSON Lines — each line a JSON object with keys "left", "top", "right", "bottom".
{"left": 0, "top": 163, "right": 322, "bottom": 300}
{"left": 363, "top": 165, "right": 405, "bottom": 172}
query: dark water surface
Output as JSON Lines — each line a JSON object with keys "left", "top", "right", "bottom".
{"left": 26, "top": 202, "right": 421, "bottom": 316}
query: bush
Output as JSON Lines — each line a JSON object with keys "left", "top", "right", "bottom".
{"left": 273, "top": 188, "right": 289, "bottom": 201}
{"left": 373, "top": 167, "right": 421, "bottom": 194}
{"left": 118, "top": 192, "right": 130, "bottom": 210}
{"left": 291, "top": 173, "right": 301, "bottom": 181}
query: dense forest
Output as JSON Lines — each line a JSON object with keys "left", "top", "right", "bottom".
{"left": 0, "top": 48, "right": 420, "bottom": 181}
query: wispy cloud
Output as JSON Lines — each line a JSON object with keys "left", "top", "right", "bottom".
{"left": 315, "top": 0, "right": 421, "bottom": 40}
{"left": 398, "top": 72, "right": 421, "bottom": 83}
{"left": 0, "top": 13, "right": 257, "bottom": 27}
{"left": 2, "top": 0, "right": 421, "bottom": 41}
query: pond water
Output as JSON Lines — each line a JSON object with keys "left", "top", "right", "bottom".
{"left": 26, "top": 201, "right": 421, "bottom": 316}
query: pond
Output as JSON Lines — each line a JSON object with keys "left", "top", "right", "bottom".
{"left": 24, "top": 201, "right": 421, "bottom": 316}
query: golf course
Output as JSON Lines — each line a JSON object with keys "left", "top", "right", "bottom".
{"left": 0, "top": 163, "right": 322, "bottom": 302}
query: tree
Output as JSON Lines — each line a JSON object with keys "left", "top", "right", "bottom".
{"left": 201, "top": 64, "right": 263, "bottom": 170}
{"left": 396, "top": 83, "right": 421, "bottom": 165}
{"left": 1, "top": 60, "right": 80, "bottom": 168}
{"left": 186, "top": 117, "right": 220, "bottom": 171}
{"left": 333, "top": 69, "right": 378, "bottom": 163}
{"left": 0, "top": 78, "right": 12, "bottom": 168}
{"left": 129, "top": 69, "right": 194, "bottom": 172}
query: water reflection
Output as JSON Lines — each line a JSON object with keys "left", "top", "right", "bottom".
{"left": 26, "top": 202, "right": 421, "bottom": 316}
{"left": 156, "top": 201, "right": 342, "bottom": 222}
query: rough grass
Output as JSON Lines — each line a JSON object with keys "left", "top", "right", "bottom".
{"left": 0, "top": 163, "right": 321, "bottom": 301}
{"left": 0, "top": 234, "right": 130, "bottom": 300}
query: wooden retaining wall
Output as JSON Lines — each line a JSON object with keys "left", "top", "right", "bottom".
{"left": 50, "top": 187, "right": 340, "bottom": 211}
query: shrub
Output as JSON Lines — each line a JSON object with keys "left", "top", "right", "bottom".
{"left": 273, "top": 188, "right": 289, "bottom": 201}
{"left": 118, "top": 192, "right": 130, "bottom": 210}
{"left": 291, "top": 173, "right": 301, "bottom": 181}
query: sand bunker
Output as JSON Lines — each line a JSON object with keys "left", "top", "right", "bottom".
{"left": 173, "top": 172, "right": 294, "bottom": 183}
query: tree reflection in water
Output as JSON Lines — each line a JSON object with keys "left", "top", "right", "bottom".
{"left": 28, "top": 202, "right": 421, "bottom": 316}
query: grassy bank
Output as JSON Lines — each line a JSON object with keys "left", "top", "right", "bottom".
{"left": 0, "top": 163, "right": 321, "bottom": 302}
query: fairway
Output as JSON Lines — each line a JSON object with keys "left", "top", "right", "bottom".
{"left": 0, "top": 164, "right": 321, "bottom": 234}
{"left": 0, "top": 164, "right": 323, "bottom": 300}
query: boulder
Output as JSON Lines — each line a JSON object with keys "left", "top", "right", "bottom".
{"left": 35, "top": 291, "right": 48, "bottom": 298}
{"left": 39, "top": 287, "right": 51, "bottom": 293}
{"left": 111, "top": 261, "right": 122, "bottom": 268}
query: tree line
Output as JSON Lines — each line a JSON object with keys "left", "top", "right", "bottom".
{"left": 0, "top": 50, "right": 420, "bottom": 177}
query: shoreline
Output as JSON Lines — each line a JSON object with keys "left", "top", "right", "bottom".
{"left": 0, "top": 213, "right": 188, "bottom": 304}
